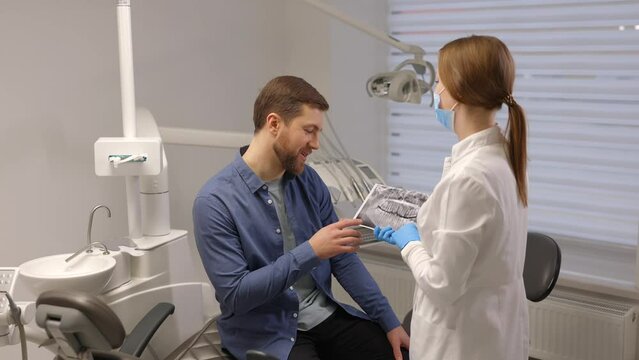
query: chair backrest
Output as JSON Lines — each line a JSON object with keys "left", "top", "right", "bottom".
{"left": 36, "top": 290, "right": 175, "bottom": 360}
{"left": 36, "top": 290, "right": 127, "bottom": 359}
{"left": 523, "top": 232, "right": 562, "bottom": 302}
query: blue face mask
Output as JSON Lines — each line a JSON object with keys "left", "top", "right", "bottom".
{"left": 433, "top": 88, "right": 458, "bottom": 133}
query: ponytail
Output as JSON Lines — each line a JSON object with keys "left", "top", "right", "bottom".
{"left": 439, "top": 35, "right": 527, "bottom": 206}
{"left": 504, "top": 97, "right": 528, "bottom": 207}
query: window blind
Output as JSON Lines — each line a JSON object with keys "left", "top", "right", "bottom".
{"left": 386, "top": 0, "right": 639, "bottom": 257}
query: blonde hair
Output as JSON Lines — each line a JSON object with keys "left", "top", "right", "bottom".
{"left": 439, "top": 35, "right": 528, "bottom": 206}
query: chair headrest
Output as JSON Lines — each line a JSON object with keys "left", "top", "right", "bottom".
{"left": 37, "top": 290, "right": 126, "bottom": 348}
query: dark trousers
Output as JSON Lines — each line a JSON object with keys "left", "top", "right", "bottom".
{"left": 288, "top": 307, "right": 408, "bottom": 360}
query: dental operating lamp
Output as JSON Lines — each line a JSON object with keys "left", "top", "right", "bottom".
{"left": 302, "top": 0, "right": 435, "bottom": 104}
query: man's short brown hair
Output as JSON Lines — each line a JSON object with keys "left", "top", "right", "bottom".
{"left": 253, "top": 76, "right": 329, "bottom": 132}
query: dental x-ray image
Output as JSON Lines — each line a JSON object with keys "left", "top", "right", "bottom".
{"left": 354, "top": 184, "right": 429, "bottom": 230}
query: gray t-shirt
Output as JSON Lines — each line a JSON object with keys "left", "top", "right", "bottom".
{"left": 265, "top": 178, "right": 337, "bottom": 331}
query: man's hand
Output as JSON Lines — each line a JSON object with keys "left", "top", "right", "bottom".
{"left": 386, "top": 325, "right": 410, "bottom": 360}
{"left": 309, "top": 218, "right": 363, "bottom": 259}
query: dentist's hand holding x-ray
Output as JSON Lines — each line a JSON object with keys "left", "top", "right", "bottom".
{"left": 374, "top": 224, "right": 420, "bottom": 250}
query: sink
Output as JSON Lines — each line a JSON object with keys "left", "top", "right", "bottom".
{"left": 19, "top": 252, "right": 116, "bottom": 295}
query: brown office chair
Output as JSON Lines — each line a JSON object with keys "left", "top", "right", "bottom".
{"left": 35, "top": 290, "right": 174, "bottom": 360}
{"left": 402, "top": 231, "right": 562, "bottom": 335}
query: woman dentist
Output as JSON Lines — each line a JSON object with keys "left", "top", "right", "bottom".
{"left": 375, "top": 35, "right": 529, "bottom": 360}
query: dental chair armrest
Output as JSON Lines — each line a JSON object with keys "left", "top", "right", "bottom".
{"left": 119, "top": 302, "right": 175, "bottom": 357}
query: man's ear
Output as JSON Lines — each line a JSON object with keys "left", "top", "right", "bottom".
{"left": 265, "top": 113, "right": 281, "bottom": 136}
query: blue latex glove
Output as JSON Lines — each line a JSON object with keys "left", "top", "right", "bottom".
{"left": 374, "top": 223, "right": 420, "bottom": 250}
{"left": 374, "top": 226, "right": 394, "bottom": 244}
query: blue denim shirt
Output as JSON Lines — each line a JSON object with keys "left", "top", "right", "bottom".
{"left": 193, "top": 152, "right": 400, "bottom": 360}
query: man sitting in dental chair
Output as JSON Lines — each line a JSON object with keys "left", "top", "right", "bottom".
{"left": 193, "top": 76, "right": 409, "bottom": 360}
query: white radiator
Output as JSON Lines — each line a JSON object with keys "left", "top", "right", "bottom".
{"left": 529, "top": 289, "right": 638, "bottom": 360}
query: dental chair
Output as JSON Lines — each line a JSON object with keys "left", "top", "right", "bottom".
{"left": 35, "top": 290, "right": 174, "bottom": 360}
{"left": 401, "top": 231, "right": 562, "bottom": 335}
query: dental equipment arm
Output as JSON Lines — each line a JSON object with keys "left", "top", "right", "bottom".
{"left": 117, "top": 0, "right": 143, "bottom": 242}
{"left": 98, "top": 0, "right": 173, "bottom": 248}
{"left": 302, "top": 0, "right": 435, "bottom": 103}
{"left": 302, "top": 0, "right": 424, "bottom": 57}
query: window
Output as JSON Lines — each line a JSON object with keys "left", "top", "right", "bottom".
{"left": 386, "top": 0, "right": 639, "bottom": 291}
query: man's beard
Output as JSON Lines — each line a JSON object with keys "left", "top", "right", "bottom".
{"left": 273, "top": 137, "right": 305, "bottom": 175}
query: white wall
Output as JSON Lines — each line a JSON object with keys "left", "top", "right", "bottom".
{"left": 0, "top": 0, "right": 388, "bottom": 358}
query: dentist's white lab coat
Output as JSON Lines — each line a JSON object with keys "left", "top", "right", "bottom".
{"left": 402, "top": 126, "right": 528, "bottom": 360}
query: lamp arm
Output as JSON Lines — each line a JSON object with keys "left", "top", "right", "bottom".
{"left": 116, "top": 0, "right": 143, "bottom": 241}
{"left": 302, "top": 0, "right": 425, "bottom": 57}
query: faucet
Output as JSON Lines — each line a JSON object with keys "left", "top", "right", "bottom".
{"left": 87, "top": 205, "right": 111, "bottom": 246}
{"left": 65, "top": 242, "right": 110, "bottom": 263}
{"left": 64, "top": 205, "right": 112, "bottom": 263}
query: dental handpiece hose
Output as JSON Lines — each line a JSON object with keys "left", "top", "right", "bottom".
{"left": 0, "top": 291, "right": 27, "bottom": 360}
